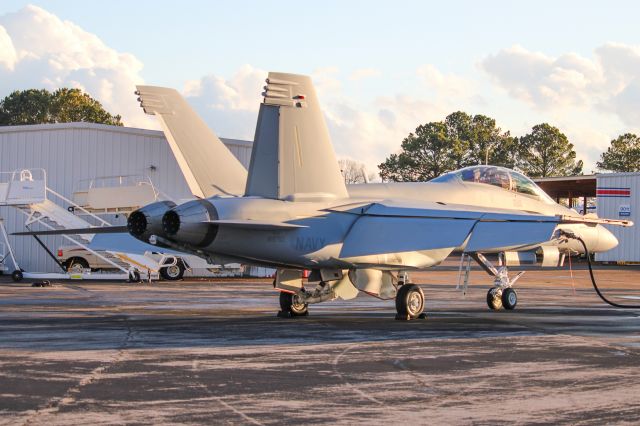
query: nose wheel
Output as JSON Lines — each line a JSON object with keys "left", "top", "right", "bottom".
{"left": 486, "top": 287, "right": 518, "bottom": 310}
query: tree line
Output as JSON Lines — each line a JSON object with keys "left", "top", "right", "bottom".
{"left": 378, "top": 111, "right": 582, "bottom": 180}
{"left": 1, "top": 89, "right": 638, "bottom": 180}
{"left": 0, "top": 88, "right": 122, "bottom": 126}
{"left": 377, "top": 111, "right": 640, "bottom": 180}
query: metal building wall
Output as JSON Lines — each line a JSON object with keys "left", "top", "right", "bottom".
{"left": 0, "top": 122, "right": 252, "bottom": 273}
{"left": 595, "top": 172, "right": 640, "bottom": 262}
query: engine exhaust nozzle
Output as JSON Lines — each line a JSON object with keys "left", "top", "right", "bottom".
{"left": 127, "top": 200, "right": 177, "bottom": 243}
{"left": 162, "top": 199, "right": 218, "bottom": 247}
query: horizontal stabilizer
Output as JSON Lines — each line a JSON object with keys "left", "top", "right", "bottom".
{"left": 12, "top": 226, "right": 128, "bottom": 236}
{"left": 208, "top": 219, "right": 307, "bottom": 230}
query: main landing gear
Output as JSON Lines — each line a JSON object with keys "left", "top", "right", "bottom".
{"left": 278, "top": 291, "right": 309, "bottom": 317}
{"left": 395, "top": 283, "right": 426, "bottom": 320}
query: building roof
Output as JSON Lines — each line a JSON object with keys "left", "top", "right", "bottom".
{"left": 534, "top": 175, "right": 596, "bottom": 198}
{"left": 0, "top": 122, "right": 253, "bottom": 147}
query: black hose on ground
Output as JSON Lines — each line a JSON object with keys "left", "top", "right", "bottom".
{"left": 562, "top": 230, "right": 640, "bottom": 309}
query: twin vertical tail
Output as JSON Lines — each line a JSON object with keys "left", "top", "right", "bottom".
{"left": 245, "top": 72, "right": 348, "bottom": 201}
{"left": 137, "top": 73, "right": 346, "bottom": 201}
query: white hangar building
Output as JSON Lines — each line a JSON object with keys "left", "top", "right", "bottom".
{"left": 0, "top": 122, "right": 252, "bottom": 274}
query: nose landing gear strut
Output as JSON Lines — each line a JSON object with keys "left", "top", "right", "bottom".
{"left": 471, "top": 253, "right": 524, "bottom": 311}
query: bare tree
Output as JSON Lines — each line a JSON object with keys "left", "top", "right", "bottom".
{"left": 339, "top": 158, "right": 376, "bottom": 184}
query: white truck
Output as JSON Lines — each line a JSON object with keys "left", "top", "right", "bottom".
{"left": 56, "top": 245, "right": 186, "bottom": 280}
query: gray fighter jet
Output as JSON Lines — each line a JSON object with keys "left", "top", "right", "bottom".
{"left": 20, "top": 73, "right": 631, "bottom": 319}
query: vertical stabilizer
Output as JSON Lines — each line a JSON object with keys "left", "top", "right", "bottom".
{"left": 136, "top": 86, "right": 248, "bottom": 198}
{"left": 245, "top": 73, "right": 348, "bottom": 200}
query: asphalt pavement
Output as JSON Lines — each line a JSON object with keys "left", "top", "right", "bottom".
{"left": 1, "top": 266, "right": 639, "bottom": 425}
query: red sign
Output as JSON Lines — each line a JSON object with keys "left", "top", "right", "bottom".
{"left": 596, "top": 187, "right": 631, "bottom": 198}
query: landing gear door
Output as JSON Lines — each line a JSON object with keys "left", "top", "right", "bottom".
{"left": 333, "top": 272, "right": 359, "bottom": 300}
{"left": 275, "top": 269, "right": 303, "bottom": 293}
{"left": 541, "top": 246, "right": 564, "bottom": 267}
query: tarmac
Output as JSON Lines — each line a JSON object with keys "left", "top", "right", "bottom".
{"left": 1, "top": 264, "right": 640, "bottom": 425}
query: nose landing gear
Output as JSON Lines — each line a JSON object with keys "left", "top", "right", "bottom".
{"left": 501, "top": 287, "right": 518, "bottom": 310}
{"left": 471, "top": 253, "right": 523, "bottom": 311}
{"left": 486, "top": 287, "right": 518, "bottom": 310}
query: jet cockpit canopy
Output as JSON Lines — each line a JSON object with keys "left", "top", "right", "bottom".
{"left": 431, "top": 166, "right": 555, "bottom": 203}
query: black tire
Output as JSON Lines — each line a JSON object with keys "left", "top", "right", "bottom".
{"left": 279, "top": 291, "right": 308, "bottom": 316}
{"left": 395, "top": 284, "right": 425, "bottom": 319}
{"left": 160, "top": 261, "right": 185, "bottom": 281}
{"left": 501, "top": 288, "right": 518, "bottom": 310}
{"left": 129, "top": 270, "right": 141, "bottom": 283}
{"left": 12, "top": 270, "right": 23, "bottom": 282}
{"left": 487, "top": 288, "right": 503, "bottom": 310}
{"left": 66, "top": 257, "right": 89, "bottom": 273}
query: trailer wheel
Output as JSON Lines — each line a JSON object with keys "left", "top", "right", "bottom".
{"left": 160, "top": 261, "right": 185, "bottom": 281}
{"left": 66, "top": 257, "right": 89, "bottom": 273}
{"left": 12, "top": 270, "right": 23, "bottom": 282}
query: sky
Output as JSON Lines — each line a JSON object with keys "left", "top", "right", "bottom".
{"left": 1, "top": 1, "right": 640, "bottom": 175}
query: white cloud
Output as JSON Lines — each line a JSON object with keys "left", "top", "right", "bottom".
{"left": 480, "top": 43, "right": 640, "bottom": 128}
{"left": 0, "top": 25, "right": 17, "bottom": 70}
{"left": 183, "top": 64, "right": 266, "bottom": 112}
{"left": 417, "top": 64, "right": 473, "bottom": 97}
{"left": 181, "top": 65, "right": 266, "bottom": 140}
{"left": 480, "top": 45, "right": 602, "bottom": 107}
{"left": 0, "top": 5, "right": 153, "bottom": 128}
{"left": 321, "top": 90, "right": 452, "bottom": 174}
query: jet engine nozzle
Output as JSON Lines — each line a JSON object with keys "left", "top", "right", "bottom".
{"left": 161, "top": 199, "right": 218, "bottom": 247}
{"left": 127, "top": 200, "right": 177, "bottom": 243}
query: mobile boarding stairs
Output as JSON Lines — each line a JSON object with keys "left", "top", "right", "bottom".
{"left": 0, "top": 169, "right": 180, "bottom": 282}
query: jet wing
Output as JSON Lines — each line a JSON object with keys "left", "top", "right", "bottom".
{"left": 339, "top": 201, "right": 559, "bottom": 258}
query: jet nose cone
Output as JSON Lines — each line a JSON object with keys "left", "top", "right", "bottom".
{"left": 597, "top": 225, "right": 618, "bottom": 252}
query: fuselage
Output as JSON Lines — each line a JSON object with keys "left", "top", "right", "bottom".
{"left": 130, "top": 166, "right": 619, "bottom": 270}
{"left": 347, "top": 180, "right": 617, "bottom": 255}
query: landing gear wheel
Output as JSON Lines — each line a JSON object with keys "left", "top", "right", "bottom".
{"left": 160, "top": 261, "right": 184, "bottom": 281}
{"left": 487, "top": 288, "right": 503, "bottom": 310}
{"left": 12, "top": 270, "right": 23, "bottom": 282}
{"left": 279, "top": 291, "right": 308, "bottom": 317}
{"left": 395, "top": 284, "right": 425, "bottom": 320}
{"left": 501, "top": 287, "right": 518, "bottom": 310}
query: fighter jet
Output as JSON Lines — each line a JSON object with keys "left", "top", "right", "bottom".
{"left": 133, "top": 83, "right": 622, "bottom": 262}
{"left": 19, "top": 73, "right": 632, "bottom": 320}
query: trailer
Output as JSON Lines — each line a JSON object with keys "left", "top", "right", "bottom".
{"left": 595, "top": 172, "right": 640, "bottom": 263}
